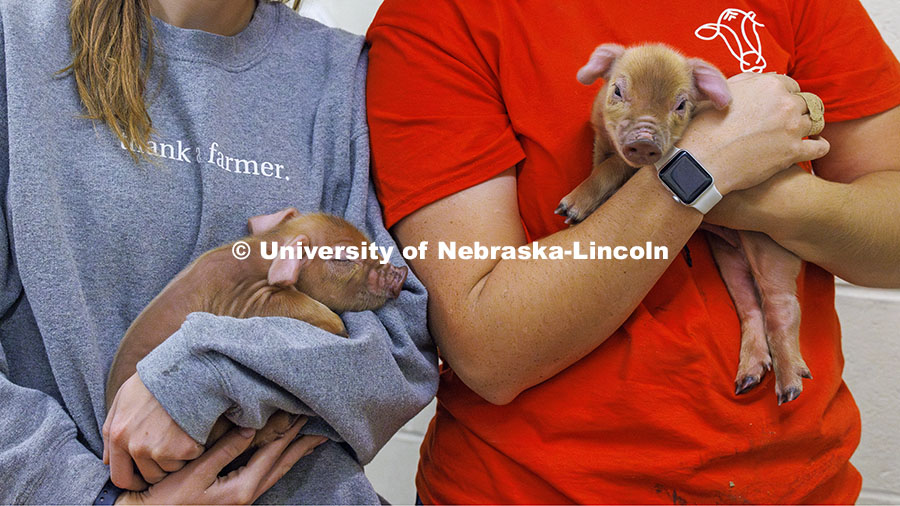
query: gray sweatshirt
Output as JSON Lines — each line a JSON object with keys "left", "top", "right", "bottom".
{"left": 0, "top": 1, "right": 438, "bottom": 503}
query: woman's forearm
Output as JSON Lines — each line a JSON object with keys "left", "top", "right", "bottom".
{"left": 413, "top": 167, "right": 703, "bottom": 404}
{"left": 765, "top": 170, "right": 900, "bottom": 287}
{"left": 137, "top": 309, "right": 437, "bottom": 463}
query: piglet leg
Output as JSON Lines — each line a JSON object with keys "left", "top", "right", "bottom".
{"left": 556, "top": 155, "right": 635, "bottom": 225}
{"left": 706, "top": 229, "right": 772, "bottom": 395}
{"left": 739, "top": 230, "right": 810, "bottom": 404}
{"left": 242, "top": 288, "right": 348, "bottom": 337}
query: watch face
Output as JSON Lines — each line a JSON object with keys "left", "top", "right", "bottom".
{"left": 658, "top": 151, "right": 713, "bottom": 204}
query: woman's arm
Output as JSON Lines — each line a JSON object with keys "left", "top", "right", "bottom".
{"left": 700, "top": 0, "right": 900, "bottom": 287}
{"left": 391, "top": 73, "right": 829, "bottom": 405}
{"left": 134, "top": 285, "right": 436, "bottom": 457}
{"left": 0, "top": 13, "right": 111, "bottom": 501}
{"left": 394, "top": 167, "right": 698, "bottom": 405}
{"left": 705, "top": 105, "right": 900, "bottom": 287}
{"left": 104, "top": 131, "right": 439, "bottom": 489}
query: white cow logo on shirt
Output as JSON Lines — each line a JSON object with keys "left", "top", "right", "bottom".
{"left": 695, "top": 8, "right": 767, "bottom": 72}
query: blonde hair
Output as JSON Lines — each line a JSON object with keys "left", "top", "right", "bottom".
{"left": 62, "top": 0, "right": 303, "bottom": 160}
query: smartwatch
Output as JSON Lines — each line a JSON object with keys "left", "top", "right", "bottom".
{"left": 653, "top": 147, "right": 722, "bottom": 214}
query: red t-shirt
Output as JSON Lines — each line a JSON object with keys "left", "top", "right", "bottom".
{"left": 367, "top": 0, "right": 900, "bottom": 503}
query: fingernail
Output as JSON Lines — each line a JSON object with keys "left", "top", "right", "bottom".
{"left": 240, "top": 427, "right": 255, "bottom": 439}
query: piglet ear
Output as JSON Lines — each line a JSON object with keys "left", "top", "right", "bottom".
{"left": 577, "top": 43, "right": 626, "bottom": 85}
{"left": 268, "top": 233, "right": 309, "bottom": 287}
{"left": 688, "top": 58, "right": 731, "bottom": 109}
{"left": 248, "top": 207, "right": 299, "bottom": 236}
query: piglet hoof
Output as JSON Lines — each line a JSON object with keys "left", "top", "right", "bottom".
{"left": 775, "top": 358, "right": 812, "bottom": 406}
{"left": 735, "top": 375, "right": 762, "bottom": 395}
{"left": 734, "top": 352, "right": 771, "bottom": 396}
{"left": 778, "top": 386, "right": 802, "bottom": 406}
{"left": 774, "top": 364, "right": 812, "bottom": 405}
{"left": 253, "top": 411, "right": 300, "bottom": 447}
{"left": 555, "top": 199, "right": 591, "bottom": 225}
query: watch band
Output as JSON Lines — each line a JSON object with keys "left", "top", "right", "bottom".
{"left": 654, "top": 147, "right": 723, "bottom": 214}
{"left": 94, "top": 479, "right": 125, "bottom": 505}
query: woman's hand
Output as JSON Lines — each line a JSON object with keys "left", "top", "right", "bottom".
{"left": 114, "top": 421, "right": 327, "bottom": 505}
{"left": 679, "top": 72, "right": 830, "bottom": 195}
{"left": 102, "top": 373, "right": 207, "bottom": 489}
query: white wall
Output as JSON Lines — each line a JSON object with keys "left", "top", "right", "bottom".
{"left": 839, "top": 281, "right": 900, "bottom": 504}
{"left": 303, "top": 0, "right": 900, "bottom": 503}
{"left": 297, "top": 0, "right": 381, "bottom": 36}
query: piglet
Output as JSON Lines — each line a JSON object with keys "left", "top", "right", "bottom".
{"left": 106, "top": 209, "right": 408, "bottom": 446}
{"left": 556, "top": 44, "right": 810, "bottom": 404}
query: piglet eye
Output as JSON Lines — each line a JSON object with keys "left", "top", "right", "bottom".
{"left": 675, "top": 99, "right": 687, "bottom": 112}
{"left": 612, "top": 85, "right": 622, "bottom": 99}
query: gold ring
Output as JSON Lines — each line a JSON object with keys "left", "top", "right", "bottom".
{"left": 795, "top": 91, "right": 825, "bottom": 136}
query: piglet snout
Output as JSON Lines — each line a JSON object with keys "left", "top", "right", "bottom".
{"left": 623, "top": 139, "right": 662, "bottom": 166}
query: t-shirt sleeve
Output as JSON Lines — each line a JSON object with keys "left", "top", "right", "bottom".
{"left": 789, "top": 0, "right": 900, "bottom": 122}
{"left": 366, "top": 0, "right": 525, "bottom": 228}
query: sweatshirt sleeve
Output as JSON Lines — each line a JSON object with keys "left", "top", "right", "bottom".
{"left": 135, "top": 48, "right": 439, "bottom": 465}
{"left": 0, "top": 353, "right": 110, "bottom": 503}
{"left": 0, "top": 13, "right": 110, "bottom": 503}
